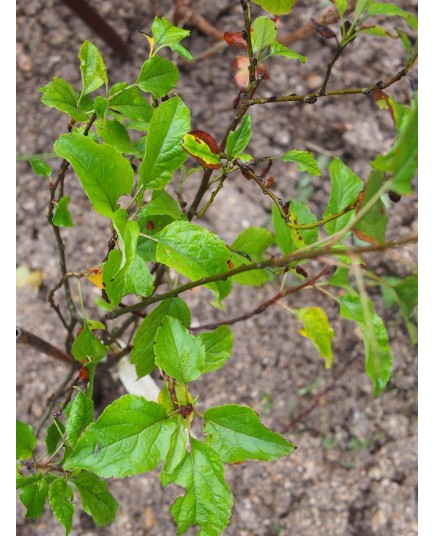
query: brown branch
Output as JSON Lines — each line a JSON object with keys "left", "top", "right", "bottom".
{"left": 187, "top": 72, "right": 265, "bottom": 219}
{"left": 190, "top": 267, "right": 329, "bottom": 332}
{"left": 16, "top": 326, "right": 75, "bottom": 366}
{"left": 47, "top": 114, "right": 97, "bottom": 348}
{"left": 283, "top": 356, "right": 358, "bottom": 431}
{"left": 250, "top": 67, "right": 410, "bottom": 106}
{"left": 108, "top": 233, "right": 417, "bottom": 319}
{"left": 279, "top": 0, "right": 357, "bottom": 46}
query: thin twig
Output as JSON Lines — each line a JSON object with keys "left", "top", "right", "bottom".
{"left": 16, "top": 326, "right": 74, "bottom": 365}
{"left": 284, "top": 356, "right": 358, "bottom": 431}
{"left": 107, "top": 233, "right": 417, "bottom": 319}
{"left": 279, "top": 0, "right": 357, "bottom": 46}
{"left": 190, "top": 267, "right": 329, "bottom": 332}
{"left": 250, "top": 67, "right": 410, "bottom": 106}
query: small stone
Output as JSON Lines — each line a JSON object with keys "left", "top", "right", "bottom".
{"left": 306, "top": 73, "right": 323, "bottom": 91}
{"left": 371, "top": 508, "right": 387, "bottom": 528}
{"left": 16, "top": 43, "right": 32, "bottom": 72}
{"left": 143, "top": 505, "right": 156, "bottom": 528}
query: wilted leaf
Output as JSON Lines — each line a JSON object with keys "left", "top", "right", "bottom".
{"left": 224, "top": 31, "right": 247, "bottom": 48}
{"left": 311, "top": 18, "right": 337, "bottom": 39}
{"left": 85, "top": 266, "right": 104, "bottom": 290}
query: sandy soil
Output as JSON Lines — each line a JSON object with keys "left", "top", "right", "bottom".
{"left": 16, "top": 1, "right": 417, "bottom": 534}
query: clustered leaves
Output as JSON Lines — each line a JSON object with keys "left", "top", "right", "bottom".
{"left": 18, "top": 2, "right": 417, "bottom": 535}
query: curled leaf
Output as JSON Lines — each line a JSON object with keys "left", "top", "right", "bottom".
{"left": 223, "top": 31, "right": 247, "bottom": 48}
{"left": 310, "top": 18, "right": 337, "bottom": 39}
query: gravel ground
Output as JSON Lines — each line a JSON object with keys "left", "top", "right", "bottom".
{"left": 16, "top": 1, "right": 418, "bottom": 535}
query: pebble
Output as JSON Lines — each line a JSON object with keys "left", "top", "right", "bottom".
{"left": 16, "top": 43, "right": 33, "bottom": 72}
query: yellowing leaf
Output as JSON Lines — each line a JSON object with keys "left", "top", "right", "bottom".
{"left": 295, "top": 307, "right": 334, "bottom": 368}
{"left": 85, "top": 267, "right": 104, "bottom": 290}
{"left": 143, "top": 34, "right": 155, "bottom": 56}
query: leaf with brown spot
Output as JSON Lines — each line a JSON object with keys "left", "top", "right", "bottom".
{"left": 182, "top": 130, "right": 222, "bottom": 169}
{"left": 86, "top": 266, "right": 104, "bottom": 290}
{"left": 373, "top": 89, "right": 396, "bottom": 125}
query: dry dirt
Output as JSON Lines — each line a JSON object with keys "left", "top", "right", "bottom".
{"left": 16, "top": 1, "right": 418, "bottom": 535}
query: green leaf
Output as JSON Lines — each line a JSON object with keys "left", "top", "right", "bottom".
{"left": 372, "top": 92, "right": 417, "bottom": 195}
{"left": 66, "top": 391, "right": 94, "bottom": 448}
{"left": 102, "top": 211, "right": 154, "bottom": 306}
{"left": 232, "top": 226, "right": 274, "bottom": 256}
{"left": 336, "top": 0, "right": 348, "bottom": 18}
{"left": 48, "top": 479, "right": 74, "bottom": 535}
{"left": 103, "top": 249, "right": 153, "bottom": 306}
{"left": 16, "top": 469, "right": 43, "bottom": 490}
{"left": 252, "top": 0, "right": 297, "bottom": 16}
{"left": 182, "top": 133, "right": 222, "bottom": 168}
{"left": 272, "top": 201, "right": 318, "bottom": 254}
{"left": 365, "top": 3, "right": 418, "bottom": 30}
{"left": 138, "top": 213, "right": 176, "bottom": 261}
{"left": 162, "top": 438, "right": 233, "bottom": 535}
{"left": 63, "top": 395, "right": 177, "bottom": 477}
{"left": 230, "top": 251, "right": 272, "bottom": 287}
{"left": 131, "top": 298, "right": 191, "bottom": 378}
{"left": 354, "top": 0, "right": 376, "bottom": 21}
{"left": 340, "top": 293, "right": 393, "bottom": 396}
{"left": 155, "top": 316, "right": 205, "bottom": 383}
{"left": 156, "top": 221, "right": 232, "bottom": 304}
{"left": 139, "top": 190, "right": 182, "bottom": 220}
{"left": 151, "top": 17, "right": 193, "bottom": 61}
{"left": 160, "top": 422, "right": 188, "bottom": 482}
{"left": 39, "top": 77, "right": 87, "bottom": 121}
{"left": 204, "top": 405, "right": 296, "bottom": 463}
{"left": 252, "top": 17, "right": 277, "bottom": 53}
{"left": 294, "top": 307, "right": 334, "bottom": 368}
{"left": 396, "top": 28, "right": 413, "bottom": 55}
{"left": 289, "top": 201, "right": 318, "bottom": 248}
{"left": 96, "top": 119, "right": 138, "bottom": 155}
{"left": 380, "top": 274, "right": 418, "bottom": 344}
{"left": 137, "top": 55, "right": 179, "bottom": 98}
{"left": 226, "top": 114, "right": 252, "bottom": 159}
{"left": 45, "top": 420, "right": 65, "bottom": 455}
{"left": 199, "top": 326, "right": 234, "bottom": 373}
{"left": 94, "top": 95, "right": 109, "bottom": 118}
{"left": 52, "top": 196, "right": 74, "bottom": 227}
{"left": 78, "top": 41, "right": 108, "bottom": 96}
{"left": 29, "top": 158, "right": 53, "bottom": 177}
{"left": 323, "top": 157, "right": 364, "bottom": 235}
{"left": 71, "top": 324, "right": 109, "bottom": 364}
{"left": 356, "top": 25, "right": 398, "bottom": 38}
{"left": 16, "top": 420, "right": 37, "bottom": 460}
{"left": 353, "top": 170, "right": 387, "bottom": 244}
{"left": 327, "top": 266, "right": 352, "bottom": 290}
{"left": 281, "top": 150, "right": 321, "bottom": 176}
{"left": 54, "top": 132, "right": 134, "bottom": 218}
{"left": 268, "top": 41, "right": 308, "bottom": 63}
{"left": 109, "top": 86, "right": 154, "bottom": 122}
{"left": 18, "top": 479, "right": 49, "bottom": 519}
{"left": 73, "top": 471, "right": 118, "bottom": 526}
{"left": 139, "top": 96, "right": 190, "bottom": 190}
